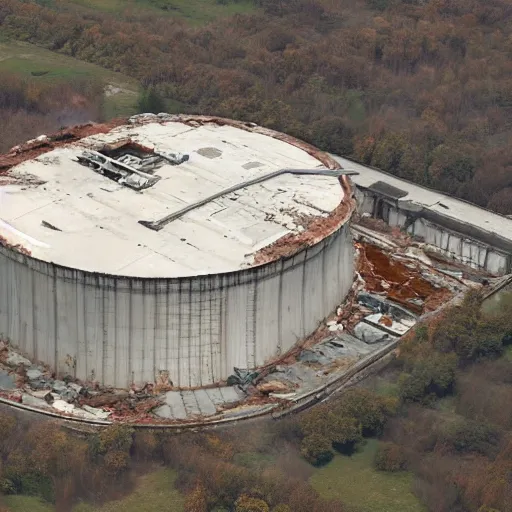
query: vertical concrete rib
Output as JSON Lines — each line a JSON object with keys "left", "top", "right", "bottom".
{"left": 277, "top": 261, "right": 284, "bottom": 355}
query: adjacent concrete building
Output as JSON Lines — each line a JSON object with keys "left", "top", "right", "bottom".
{"left": 0, "top": 115, "right": 356, "bottom": 388}
{"left": 334, "top": 156, "right": 512, "bottom": 275}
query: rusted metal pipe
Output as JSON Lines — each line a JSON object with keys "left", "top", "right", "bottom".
{"left": 138, "top": 168, "right": 358, "bottom": 231}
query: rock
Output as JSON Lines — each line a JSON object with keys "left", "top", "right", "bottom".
{"left": 26, "top": 368, "right": 43, "bottom": 381}
{"left": 353, "top": 322, "right": 395, "bottom": 344}
{"left": 52, "top": 380, "right": 67, "bottom": 393}
{"left": 68, "top": 382, "right": 84, "bottom": 395}
{"left": 59, "top": 388, "right": 79, "bottom": 403}
{"left": 30, "top": 378, "right": 53, "bottom": 390}
{"left": 6, "top": 352, "right": 31, "bottom": 367}
{"left": 0, "top": 370, "right": 15, "bottom": 390}
{"left": 52, "top": 400, "right": 75, "bottom": 414}
{"left": 257, "top": 380, "right": 291, "bottom": 395}
{"left": 82, "top": 405, "right": 111, "bottom": 420}
{"left": 30, "top": 390, "right": 53, "bottom": 402}
{"left": 85, "top": 393, "right": 127, "bottom": 408}
{"left": 22, "top": 393, "right": 51, "bottom": 409}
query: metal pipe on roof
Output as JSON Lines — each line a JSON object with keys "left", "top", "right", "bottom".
{"left": 138, "top": 168, "right": 359, "bottom": 231}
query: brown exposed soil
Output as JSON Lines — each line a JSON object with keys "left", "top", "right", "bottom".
{"left": 358, "top": 242, "right": 448, "bottom": 314}
{"left": 0, "top": 118, "right": 127, "bottom": 175}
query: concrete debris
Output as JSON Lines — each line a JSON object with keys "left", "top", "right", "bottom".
{"left": 227, "top": 368, "right": 259, "bottom": 389}
{"left": 6, "top": 352, "right": 31, "bottom": 368}
{"left": 26, "top": 368, "right": 43, "bottom": 381}
{"left": 29, "top": 389, "right": 53, "bottom": 402}
{"left": 257, "top": 380, "right": 291, "bottom": 395}
{"left": 353, "top": 322, "right": 397, "bottom": 344}
{"left": 82, "top": 405, "right": 111, "bottom": 420}
{"left": 0, "top": 371, "right": 15, "bottom": 390}
{"left": 22, "top": 393, "right": 51, "bottom": 408}
{"left": 76, "top": 150, "right": 160, "bottom": 191}
{"left": 52, "top": 399, "right": 75, "bottom": 413}
{"left": 157, "top": 151, "right": 189, "bottom": 165}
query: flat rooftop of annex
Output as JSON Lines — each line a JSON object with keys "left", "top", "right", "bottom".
{"left": 0, "top": 118, "right": 345, "bottom": 277}
{"left": 334, "top": 155, "right": 512, "bottom": 244}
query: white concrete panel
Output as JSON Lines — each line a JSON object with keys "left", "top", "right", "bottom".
{"left": 84, "top": 283, "right": 103, "bottom": 383}
{"left": 303, "top": 245, "right": 326, "bottom": 334}
{"left": 0, "top": 252, "right": 8, "bottom": 340}
{"left": 129, "top": 282, "right": 145, "bottom": 385}
{"left": 487, "top": 252, "right": 507, "bottom": 275}
{"left": 142, "top": 281, "right": 157, "bottom": 384}
{"left": 188, "top": 287, "right": 202, "bottom": 387}
{"left": 254, "top": 274, "right": 280, "bottom": 366}
{"left": 33, "top": 268, "right": 55, "bottom": 370}
{"left": 55, "top": 275, "right": 79, "bottom": 377}
{"left": 280, "top": 262, "right": 305, "bottom": 354}
{"left": 178, "top": 281, "right": 192, "bottom": 387}
{"left": 226, "top": 282, "right": 250, "bottom": 371}
{"left": 166, "top": 283, "right": 182, "bottom": 387}
{"left": 114, "top": 284, "right": 131, "bottom": 388}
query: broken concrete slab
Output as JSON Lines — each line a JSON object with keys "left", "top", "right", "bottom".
{"left": 82, "top": 405, "right": 111, "bottom": 420}
{"left": 6, "top": 352, "right": 31, "bottom": 367}
{"left": 52, "top": 400, "right": 75, "bottom": 413}
{"left": 0, "top": 370, "right": 15, "bottom": 390}
{"left": 26, "top": 368, "right": 43, "bottom": 381}
{"left": 181, "top": 391, "right": 201, "bottom": 416}
{"left": 353, "top": 322, "right": 397, "bottom": 344}
{"left": 22, "top": 393, "right": 51, "bottom": 408}
{"left": 194, "top": 389, "right": 217, "bottom": 416}
{"left": 162, "top": 391, "right": 188, "bottom": 420}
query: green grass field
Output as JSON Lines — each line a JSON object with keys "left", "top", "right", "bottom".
{"left": 0, "top": 39, "right": 139, "bottom": 118}
{"left": 310, "top": 439, "right": 425, "bottom": 512}
{"left": 45, "top": 0, "right": 256, "bottom": 24}
{"left": 3, "top": 469, "right": 184, "bottom": 512}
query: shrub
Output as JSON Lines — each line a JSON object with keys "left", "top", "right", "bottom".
{"left": 374, "top": 442, "right": 407, "bottom": 472}
{"left": 104, "top": 450, "right": 130, "bottom": 475}
{"left": 300, "top": 434, "right": 334, "bottom": 466}
{"left": 334, "top": 388, "right": 398, "bottom": 436}
{"left": 330, "top": 416, "right": 362, "bottom": 455}
{"left": 95, "top": 424, "right": 134, "bottom": 455}
{"left": 441, "top": 420, "right": 500, "bottom": 456}
{"left": 399, "top": 352, "right": 458, "bottom": 402}
{"left": 235, "top": 494, "right": 270, "bottom": 512}
{"left": 272, "top": 505, "right": 291, "bottom": 512}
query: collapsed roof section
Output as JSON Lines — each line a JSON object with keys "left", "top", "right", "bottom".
{"left": 76, "top": 139, "right": 189, "bottom": 191}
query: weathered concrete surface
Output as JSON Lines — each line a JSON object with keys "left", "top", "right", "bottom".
{"left": 0, "top": 116, "right": 356, "bottom": 389}
{"left": 334, "top": 155, "right": 512, "bottom": 275}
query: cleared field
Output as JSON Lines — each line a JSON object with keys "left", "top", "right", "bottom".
{"left": 3, "top": 469, "right": 184, "bottom": 512}
{"left": 38, "top": 0, "right": 256, "bottom": 24}
{"left": 310, "top": 439, "right": 425, "bottom": 512}
{"left": 73, "top": 469, "right": 185, "bottom": 512}
{"left": 0, "top": 39, "right": 139, "bottom": 118}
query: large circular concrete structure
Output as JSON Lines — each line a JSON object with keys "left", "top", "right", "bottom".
{"left": 0, "top": 114, "right": 355, "bottom": 389}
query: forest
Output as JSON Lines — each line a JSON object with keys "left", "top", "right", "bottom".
{"left": 0, "top": 0, "right": 511, "bottom": 211}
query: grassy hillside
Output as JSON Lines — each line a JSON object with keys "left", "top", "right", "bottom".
{"left": 0, "top": 39, "right": 139, "bottom": 118}
{"left": 35, "top": 0, "right": 257, "bottom": 24}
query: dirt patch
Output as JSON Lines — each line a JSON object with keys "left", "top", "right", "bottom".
{"left": 358, "top": 242, "right": 448, "bottom": 315}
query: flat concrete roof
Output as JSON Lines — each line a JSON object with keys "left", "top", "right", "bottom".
{"left": 334, "top": 155, "right": 512, "bottom": 245}
{"left": 0, "top": 122, "right": 343, "bottom": 277}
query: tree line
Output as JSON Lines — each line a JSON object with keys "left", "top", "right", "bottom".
{"left": 0, "top": 0, "right": 511, "bottom": 211}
